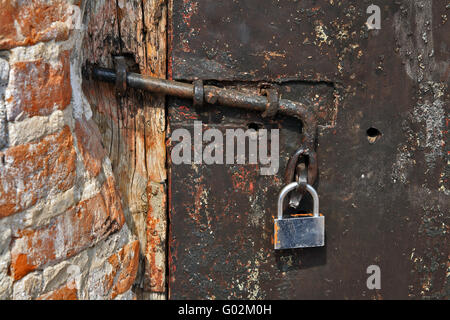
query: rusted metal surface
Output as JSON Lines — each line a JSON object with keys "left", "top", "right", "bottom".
{"left": 168, "top": 0, "right": 449, "bottom": 300}
{"left": 168, "top": 105, "right": 307, "bottom": 299}
{"left": 171, "top": 0, "right": 341, "bottom": 81}
{"left": 167, "top": 80, "right": 334, "bottom": 299}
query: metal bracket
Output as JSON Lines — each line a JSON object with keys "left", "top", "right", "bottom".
{"left": 193, "top": 80, "right": 204, "bottom": 107}
{"left": 258, "top": 83, "right": 279, "bottom": 118}
{"left": 114, "top": 56, "right": 127, "bottom": 97}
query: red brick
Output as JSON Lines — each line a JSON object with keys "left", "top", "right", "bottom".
{"left": 6, "top": 51, "right": 72, "bottom": 120}
{"left": 74, "top": 117, "right": 106, "bottom": 178}
{"left": 9, "top": 177, "right": 125, "bottom": 281}
{"left": 0, "top": 126, "right": 76, "bottom": 218}
{"left": 37, "top": 283, "right": 78, "bottom": 300}
{"left": 0, "top": 0, "right": 74, "bottom": 50}
{"left": 106, "top": 240, "right": 140, "bottom": 299}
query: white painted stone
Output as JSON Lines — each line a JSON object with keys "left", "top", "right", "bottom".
{"left": 85, "top": 225, "right": 136, "bottom": 299}
{"left": 0, "top": 223, "right": 13, "bottom": 299}
{"left": 13, "top": 272, "right": 43, "bottom": 300}
{"left": 69, "top": 2, "right": 92, "bottom": 121}
{"left": 21, "top": 186, "right": 78, "bottom": 229}
{"left": 8, "top": 109, "right": 66, "bottom": 146}
{"left": 0, "top": 57, "right": 9, "bottom": 149}
{"left": 8, "top": 42, "right": 64, "bottom": 68}
{"left": 90, "top": 224, "right": 133, "bottom": 268}
{"left": 114, "top": 289, "right": 136, "bottom": 300}
{"left": 42, "top": 250, "right": 89, "bottom": 294}
{"left": 0, "top": 271, "right": 13, "bottom": 300}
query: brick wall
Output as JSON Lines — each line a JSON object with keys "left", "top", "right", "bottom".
{"left": 0, "top": 1, "right": 139, "bottom": 300}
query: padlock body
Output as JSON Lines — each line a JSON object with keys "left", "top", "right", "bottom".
{"left": 274, "top": 216, "right": 324, "bottom": 250}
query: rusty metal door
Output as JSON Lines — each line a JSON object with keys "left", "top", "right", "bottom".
{"left": 168, "top": 0, "right": 449, "bottom": 299}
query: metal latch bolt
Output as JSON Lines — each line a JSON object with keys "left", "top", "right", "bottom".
{"left": 84, "top": 57, "right": 317, "bottom": 146}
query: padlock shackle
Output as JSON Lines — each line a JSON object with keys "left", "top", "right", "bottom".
{"left": 277, "top": 183, "right": 319, "bottom": 219}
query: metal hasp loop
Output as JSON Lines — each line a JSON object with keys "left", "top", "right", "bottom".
{"left": 277, "top": 182, "right": 319, "bottom": 220}
{"left": 285, "top": 148, "right": 318, "bottom": 188}
{"left": 89, "top": 62, "right": 317, "bottom": 144}
{"left": 284, "top": 148, "right": 318, "bottom": 208}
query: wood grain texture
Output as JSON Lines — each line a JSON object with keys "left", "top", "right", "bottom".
{"left": 82, "top": 0, "right": 167, "bottom": 296}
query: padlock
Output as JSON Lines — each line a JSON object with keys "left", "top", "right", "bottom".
{"left": 274, "top": 182, "right": 324, "bottom": 250}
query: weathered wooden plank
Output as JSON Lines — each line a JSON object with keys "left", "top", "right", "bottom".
{"left": 82, "top": 0, "right": 167, "bottom": 296}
